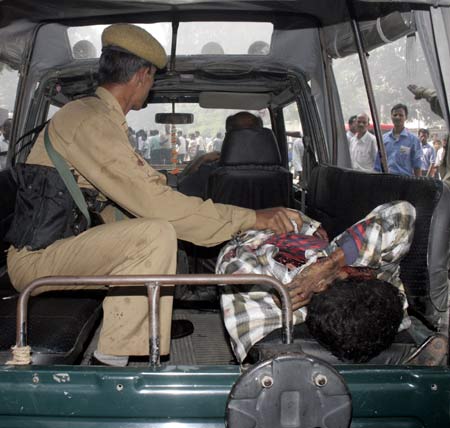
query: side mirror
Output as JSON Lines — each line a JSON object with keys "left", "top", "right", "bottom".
{"left": 155, "top": 113, "right": 194, "bottom": 124}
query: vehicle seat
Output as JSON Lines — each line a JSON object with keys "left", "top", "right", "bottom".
{"left": 251, "top": 164, "right": 450, "bottom": 365}
{"left": 207, "top": 127, "right": 292, "bottom": 209}
{"left": 0, "top": 168, "right": 104, "bottom": 365}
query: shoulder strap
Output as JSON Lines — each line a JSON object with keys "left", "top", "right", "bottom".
{"left": 44, "top": 125, "right": 91, "bottom": 228}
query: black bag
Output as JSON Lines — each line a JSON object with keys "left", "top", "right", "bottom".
{"left": 5, "top": 163, "right": 93, "bottom": 251}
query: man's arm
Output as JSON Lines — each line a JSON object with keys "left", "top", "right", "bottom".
{"left": 284, "top": 201, "right": 416, "bottom": 311}
{"left": 412, "top": 136, "right": 423, "bottom": 177}
{"left": 428, "top": 147, "right": 437, "bottom": 177}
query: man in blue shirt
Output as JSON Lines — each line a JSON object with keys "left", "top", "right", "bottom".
{"left": 418, "top": 128, "right": 436, "bottom": 177}
{"left": 374, "top": 103, "right": 423, "bottom": 176}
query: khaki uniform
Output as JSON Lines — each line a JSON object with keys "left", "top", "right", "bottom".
{"left": 7, "top": 87, "right": 255, "bottom": 356}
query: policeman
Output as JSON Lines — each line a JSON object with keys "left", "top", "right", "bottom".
{"left": 7, "top": 24, "right": 302, "bottom": 366}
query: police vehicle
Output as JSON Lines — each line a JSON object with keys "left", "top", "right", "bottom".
{"left": 0, "top": 1, "right": 449, "bottom": 426}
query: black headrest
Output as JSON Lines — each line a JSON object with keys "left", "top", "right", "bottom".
{"left": 219, "top": 127, "right": 281, "bottom": 166}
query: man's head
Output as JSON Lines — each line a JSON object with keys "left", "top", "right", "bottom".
{"left": 225, "top": 111, "right": 263, "bottom": 132}
{"left": 356, "top": 113, "right": 370, "bottom": 136}
{"left": 390, "top": 104, "right": 408, "bottom": 130}
{"left": 418, "top": 128, "right": 430, "bottom": 144}
{"left": 99, "top": 24, "right": 167, "bottom": 110}
{"left": 348, "top": 115, "right": 358, "bottom": 134}
{"left": 1, "top": 119, "right": 12, "bottom": 141}
{"left": 306, "top": 279, "right": 404, "bottom": 363}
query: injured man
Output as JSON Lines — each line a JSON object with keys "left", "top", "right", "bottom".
{"left": 216, "top": 200, "right": 445, "bottom": 364}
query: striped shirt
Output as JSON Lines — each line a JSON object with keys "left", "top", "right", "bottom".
{"left": 216, "top": 201, "right": 416, "bottom": 361}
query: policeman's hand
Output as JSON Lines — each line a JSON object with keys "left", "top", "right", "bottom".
{"left": 253, "top": 207, "right": 303, "bottom": 235}
{"left": 283, "top": 248, "right": 346, "bottom": 311}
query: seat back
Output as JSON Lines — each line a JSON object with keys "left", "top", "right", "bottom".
{"left": 207, "top": 127, "right": 292, "bottom": 209}
{"left": 306, "top": 164, "right": 450, "bottom": 329}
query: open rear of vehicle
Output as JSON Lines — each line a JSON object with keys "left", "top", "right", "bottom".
{"left": 0, "top": 1, "right": 449, "bottom": 426}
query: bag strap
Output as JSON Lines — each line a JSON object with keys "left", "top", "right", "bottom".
{"left": 44, "top": 125, "right": 91, "bottom": 228}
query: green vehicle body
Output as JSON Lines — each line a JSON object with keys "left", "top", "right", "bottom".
{"left": 0, "top": 365, "right": 448, "bottom": 426}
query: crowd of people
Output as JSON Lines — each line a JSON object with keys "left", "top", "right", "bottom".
{"left": 127, "top": 125, "right": 224, "bottom": 165}
{"left": 346, "top": 103, "right": 448, "bottom": 179}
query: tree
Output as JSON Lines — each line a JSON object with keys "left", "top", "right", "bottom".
{"left": 333, "top": 36, "right": 445, "bottom": 128}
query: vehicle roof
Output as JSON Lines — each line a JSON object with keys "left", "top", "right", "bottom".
{"left": 0, "top": 0, "right": 443, "bottom": 29}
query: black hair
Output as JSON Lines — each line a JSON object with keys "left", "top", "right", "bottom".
{"left": 348, "top": 115, "right": 357, "bottom": 126}
{"left": 418, "top": 128, "right": 430, "bottom": 136}
{"left": 98, "top": 47, "right": 152, "bottom": 85}
{"left": 391, "top": 103, "right": 408, "bottom": 117}
{"left": 226, "top": 111, "right": 263, "bottom": 131}
{"left": 305, "top": 279, "right": 403, "bottom": 363}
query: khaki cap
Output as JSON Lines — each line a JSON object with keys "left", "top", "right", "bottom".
{"left": 102, "top": 23, "right": 168, "bottom": 69}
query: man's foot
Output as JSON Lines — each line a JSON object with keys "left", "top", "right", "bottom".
{"left": 92, "top": 350, "right": 129, "bottom": 367}
{"left": 171, "top": 319, "right": 194, "bottom": 339}
{"left": 404, "top": 334, "right": 448, "bottom": 366}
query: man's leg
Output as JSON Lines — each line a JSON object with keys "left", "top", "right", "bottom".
{"left": 7, "top": 218, "right": 177, "bottom": 356}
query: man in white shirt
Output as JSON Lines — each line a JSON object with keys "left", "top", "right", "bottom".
{"left": 292, "top": 136, "right": 304, "bottom": 181}
{"left": 0, "top": 118, "right": 11, "bottom": 170}
{"left": 177, "top": 130, "right": 187, "bottom": 163}
{"left": 195, "top": 130, "right": 206, "bottom": 157}
{"left": 349, "top": 113, "right": 377, "bottom": 172}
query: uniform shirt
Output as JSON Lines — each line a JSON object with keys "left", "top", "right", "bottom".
{"left": 374, "top": 128, "right": 423, "bottom": 176}
{"left": 216, "top": 201, "right": 415, "bottom": 362}
{"left": 292, "top": 138, "right": 304, "bottom": 173}
{"left": 420, "top": 142, "right": 436, "bottom": 173}
{"left": 349, "top": 131, "right": 377, "bottom": 172}
{"left": 25, "top": 87, "right": 255, "bottom": 247}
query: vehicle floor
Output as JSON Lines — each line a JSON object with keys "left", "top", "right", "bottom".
{"left": 81, "top": 307, "right": 237, "bottom": 366}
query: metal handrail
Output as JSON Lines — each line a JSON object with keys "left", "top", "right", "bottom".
{"left": 15, "top": 274, "right": 293, "bottom": 366}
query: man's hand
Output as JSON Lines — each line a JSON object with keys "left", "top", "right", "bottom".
{"left": 183, "top": 151, "right": 220, "bottom": 176}
{"left": 254, "top": 207, "right": 303, "bottom": 235}
{"left": 283, "top": 248, "right": 346, "bottom": 311}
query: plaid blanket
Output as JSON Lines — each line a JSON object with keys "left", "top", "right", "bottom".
{"left": 216, "top": 201, "right": 416, "bottom": 362}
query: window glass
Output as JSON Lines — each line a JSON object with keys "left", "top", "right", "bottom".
{"left": 67, "top": 22, "right": 272, "bottom": 59}
{"left": 0, "top": 63, "right": 19, "bottom": 170}
{"left": 334, "top": 35, "right": 447, "bottom": 178}
{"left": 127, "top": 104, "right": 270, "bottom": 168}
{"left": 177, "top": 22, "right": 272, "bottom": 55}
{"left": 67, "top": 24, "right": 172, "bottom": 59}
{"left": 283, "top": 102, "right": 303, "bottom": 183}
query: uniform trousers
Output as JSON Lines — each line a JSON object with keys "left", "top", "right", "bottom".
{"left": 7, "top": 218, "right": 177, "bottom": 356}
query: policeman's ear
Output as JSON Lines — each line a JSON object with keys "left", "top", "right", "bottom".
{"left": 133, "top": 67, "right": 149, "bottom": 86}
